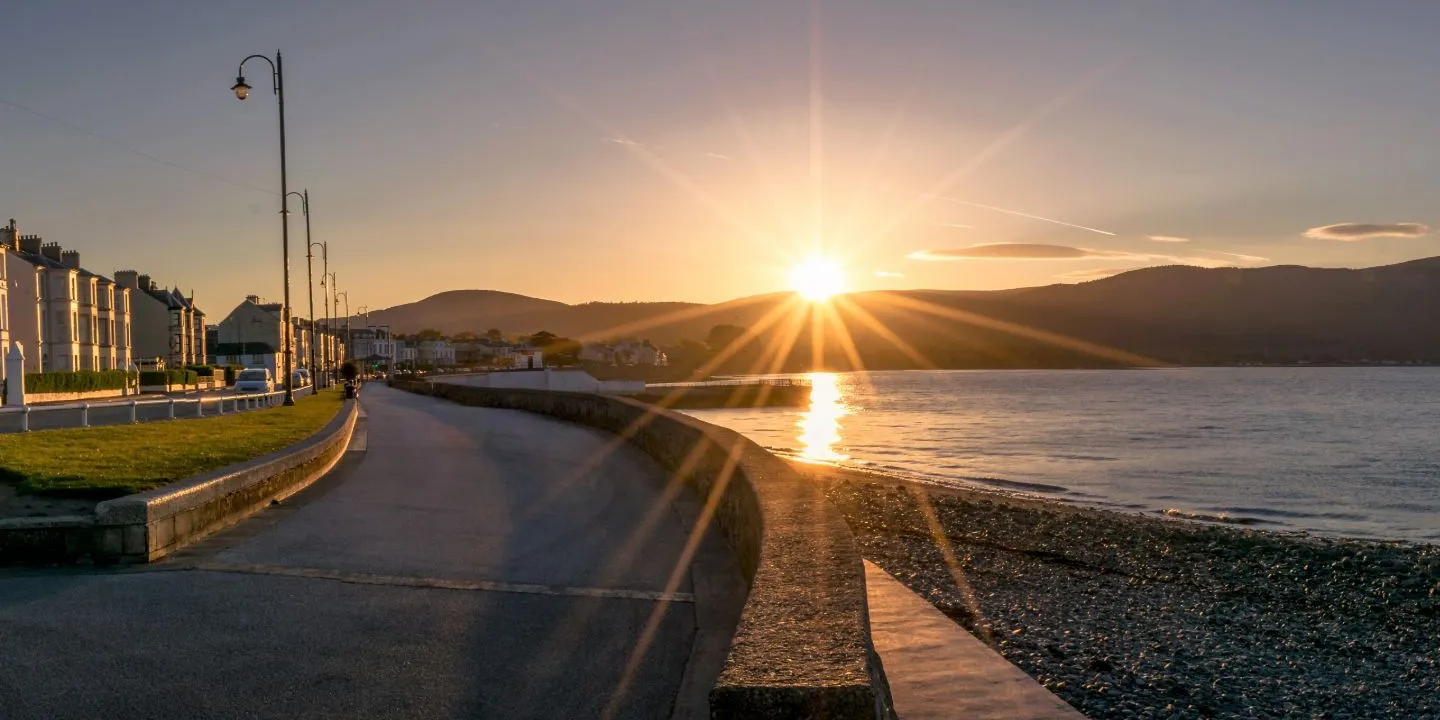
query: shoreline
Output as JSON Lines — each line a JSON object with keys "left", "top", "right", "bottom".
{"left": 790, "top": 457, "right": 1432, "bottom": 547}
{"left": 792, "top": 460, "right": 1439, "bottom": 718}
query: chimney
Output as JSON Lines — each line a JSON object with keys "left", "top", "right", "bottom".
{"left": 1, "top": 219, "right": 15, "bottom": 251}
{"left": 138, "top": 274, "right": 152, "bottom": 291}
{"left": 40, "top": 242, "right": 62, "bottom": 262}
{"left": 61, "top": 250, "right": 81, "bottom": 270}
{"left": 114, "top": 270, "right": 140, "bottom": 290}
{"left": 19, "top": 234, "right": 42, "bottom": 255}
{"left": 245, "top": 294, "right": 261, "bottom": 304}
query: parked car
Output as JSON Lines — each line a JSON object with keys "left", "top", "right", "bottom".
{"left": 292, "top": 368, "right": 312, "bottom": 389}
{"left": 233, "top": 368, "right": 274, "bottom": 394}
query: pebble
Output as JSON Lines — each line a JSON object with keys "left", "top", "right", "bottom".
{"left": 818, "top": 474, "right": 1440, "bottom": 720}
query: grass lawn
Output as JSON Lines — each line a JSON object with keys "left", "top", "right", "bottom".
{"left": 0, "top": 388, "right": 347, "bottom": 500}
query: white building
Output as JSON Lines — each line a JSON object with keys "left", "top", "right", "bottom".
{"left": 0, "top": 222, "right": 134, "bottom": 373}
{"left": 417, "top": 339, "right": 456, "bottom": 367}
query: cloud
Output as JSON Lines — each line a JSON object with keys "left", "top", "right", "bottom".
{"left": 934, "top": 222, "right": 972, "bottom": 229}
{"left": 1146, "top": 235, "right": 1190, "bottom": 243}
{"left": 1303, "top": 222, "right": 1428, "bottom": 241}
{"left": 1210, "top": 250, "right": 1270, "bottom": 263}
{"left": 602, "top": 137, "right": 642, "bottom": 146}
{"left": 703, "top": 151, "right": 732, "bottom": 160}
{"left": 873, "top": 270, "right": 906, "bottom": 278}
{"left": 907, "top": 243, "right": 1143, "bottom": 261}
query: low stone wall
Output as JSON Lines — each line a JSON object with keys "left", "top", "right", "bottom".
{"left": 25, "top": 388, "right": 130, "bottom": 404}
{"left": 0, "top": 400, "right": 358, "bottom": 565}
{"left": 395, "top": 379, "right": 894, "bottom": 719}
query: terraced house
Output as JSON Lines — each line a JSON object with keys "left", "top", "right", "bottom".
{"left": 0, "top": 220, "right": 133, "bottom": 372}
{"left": 115, "top": 271, "right": 205, "bottom": 369}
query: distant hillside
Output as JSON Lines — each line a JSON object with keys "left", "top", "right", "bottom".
{"left": 357, "top": 258, "right": 1440, "bottom": 370}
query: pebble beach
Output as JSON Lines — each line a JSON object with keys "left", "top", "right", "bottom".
{"left": 797, "top": 462, "right": 1440, "bottom": 719}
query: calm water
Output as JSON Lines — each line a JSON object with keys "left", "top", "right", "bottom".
{"left": 682, "top": 368, "right": 1440, "bottom": 542}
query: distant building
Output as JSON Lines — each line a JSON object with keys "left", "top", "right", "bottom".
{"left": 417, "top": 339, "right": 456, "bottom": 367}
{"left": 114, "top": 271, "right": 206, "bottom": 368}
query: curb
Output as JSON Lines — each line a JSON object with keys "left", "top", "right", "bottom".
{"left": 0, "top": 399, "right": 358, "bottom": 566}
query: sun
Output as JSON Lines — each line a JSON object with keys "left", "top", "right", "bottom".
{"left": 789, "top": 257, "right": 846, "bottom": 301}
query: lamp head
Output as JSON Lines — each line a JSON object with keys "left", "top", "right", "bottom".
{"left": 231, "top": 76, "right": 251, "bottom": 100}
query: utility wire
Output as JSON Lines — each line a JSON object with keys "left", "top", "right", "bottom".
{"left": 0, "top": 96, "right": 278, "bottom": 197}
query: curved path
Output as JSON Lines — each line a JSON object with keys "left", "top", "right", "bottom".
{"left": 0, "top": 384, "right": 741, "bottom": 719}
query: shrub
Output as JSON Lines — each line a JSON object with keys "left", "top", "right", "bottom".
{"left": 341, "top": 361, "right": 359, "bottom": 381}
{"left": 24, "top": 370, "right": 132, "bottom": 394}
{"left": 139, "top": 369, "right": 199, "bottom": 387}
{"left": 223, "top": 365, "right": 244, "bottom": 385}
{"left": 185, "top": 365, "right": 216, "bottom": 377}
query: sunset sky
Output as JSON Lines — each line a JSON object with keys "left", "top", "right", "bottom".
{"left": 3, "top": 2, "right": 1440, "bottom": 311}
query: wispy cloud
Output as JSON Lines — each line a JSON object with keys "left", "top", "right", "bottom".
{"left": 1210, "top": 250, "right": 1270, "bottom": 263}
{"left": 1303, "top": 222, "right": 1428, "bottom": 241}
{"left": 602, "top": 137, "right": 643, "bottom": 146}
{"left": 703, "top": 151, "right": 732, "bottom": 161}
{"left": 908, "top": 243, "right": 1143, "bottom": 261}
{"left": 873, "top": 270, "right": 906, "bottom": 278}
{"left": 926, "top": 194, "right": 1116, "bottom": 236}
{"left": 934, "top": 221, "right": 972, "bottom": 229}
{"left": 1146, "top": 235, "right": 1190, "bottom": 243}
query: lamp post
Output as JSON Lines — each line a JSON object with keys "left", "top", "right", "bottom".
{"left": 232, "top": 50, "right": 295, "bottom": 406}
{"left": 287, "top": 189, "right": 323, "bottom": 394}
{"left": 321, "top": 271, "right": 336, "bottom": 384}
{"left": 335, "top": 291, "right": 350, "bottom": 376}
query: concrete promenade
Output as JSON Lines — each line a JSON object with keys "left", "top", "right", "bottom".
{"left": 0, "top": 384, "right": 740, "bottom": 718}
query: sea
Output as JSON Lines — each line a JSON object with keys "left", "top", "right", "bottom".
{"left": 680, "top": 368, "right": 1440, "bottom": 543}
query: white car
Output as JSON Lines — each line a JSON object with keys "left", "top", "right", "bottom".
{"left": 292, "top": 368, "right": 312, "bottom": 389}
{"left": 234, "top": 368, "right": 274, "bottom": 393}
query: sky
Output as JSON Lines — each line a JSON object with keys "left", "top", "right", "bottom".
{"left": 4, "top": 1, "right": 1440, "bottom": 312}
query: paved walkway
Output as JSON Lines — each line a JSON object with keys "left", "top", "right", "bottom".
{"left": 0, "top": 384, "right": 741, "bottom": 718}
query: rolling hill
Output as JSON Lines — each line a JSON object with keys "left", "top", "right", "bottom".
{"left": 357, "top": 258, "right": 1440, "bottom": 371}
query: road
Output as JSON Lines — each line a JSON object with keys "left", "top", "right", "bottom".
{"left": 0, "top": 384, "right": 741, "bottom": 719}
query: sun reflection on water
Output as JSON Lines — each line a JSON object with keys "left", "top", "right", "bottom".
{"left": 798, "top": 372, "right": 849, "bottom": 462}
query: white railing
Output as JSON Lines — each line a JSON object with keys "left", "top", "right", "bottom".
{"left": 0, "top": 389, "right": 289, "bottom": 432}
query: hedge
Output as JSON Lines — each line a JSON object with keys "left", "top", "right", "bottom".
{"left": 24, "top": 370, "right": 132, "bottom": 394}
{"left": 185, "top": 365, "right": 217, "bottom": 377}
{"left": 139, "top": 369, "right": 199, "bottom": 387}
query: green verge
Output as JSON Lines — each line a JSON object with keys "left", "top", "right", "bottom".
{"left": 0, "top": 388, "right": 346, "bottom": 500}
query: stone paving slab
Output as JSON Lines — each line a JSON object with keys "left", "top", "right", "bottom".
{"left": 865, "top": 560, "right": 1088, "bottom": 720}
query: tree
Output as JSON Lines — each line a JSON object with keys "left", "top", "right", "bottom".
{"left": 453, "top": 331, "right": 478, "bottom": 341}
{"left": 416, "top": 328, "right": 444, "bottom": 341}
{"left": 341, "top": 361, "right": 359, "bottom": 381}
{"left": 527, "top": 330, "right": 557, "bottom": 347}
{"left": 485, "top": 328, "right": 504, "bottom": 342}
{"left": 707, "top": 324, "right": 747, "bottom": 352}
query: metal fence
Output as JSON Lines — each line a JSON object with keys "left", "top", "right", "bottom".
{"left": 0, "top": 390, "right": 289, "bottom": 433}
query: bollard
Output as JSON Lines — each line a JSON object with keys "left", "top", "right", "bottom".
{"left": 129, "top": 399, "right": 138, "bottom": 424}
{"left": 168, "top": 398, "right": 176, "bottom": 420}
{"left": 196, "top": 398, "right": 204, "bottom": 417}
{"left": 217, "top": 397, "right": 225, "bottom": 415}
{"left": 20, "top": 406, "right": 30, "bottom": 432}
{"left": 80, "top": 403, "right": 89, "bottom": 428}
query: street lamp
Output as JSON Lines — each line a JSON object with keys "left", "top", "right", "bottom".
{"left": 320, "top": 271, "right": 336, "bottom": 384}
{"left": 335, "top": 291, "right": 350, "bottom": 376}
{"left": 232, "top": 50, "right": 295, "bottom": 406}
{"left": 286, "top": 189, "right": 323, "bottom": 395}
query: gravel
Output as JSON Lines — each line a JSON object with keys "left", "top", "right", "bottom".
{"left": 800, "top": 464, "right": 1440, "bottom": 720}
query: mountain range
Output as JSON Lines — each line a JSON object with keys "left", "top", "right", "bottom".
{"left": 359, "top": 257, "right": 1440, "bottom": 371}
